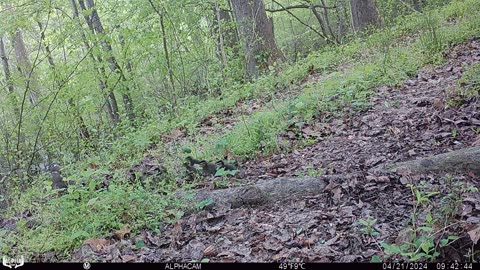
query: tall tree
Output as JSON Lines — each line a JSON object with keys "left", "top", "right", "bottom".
{"left": 0, "top": 37, "right": 15, "bottom": 97}
{"left": 71, "top": 0, "right": 119, "bottom": 125}
{"left": 230, "top": 0, "right": 285, "bottom": 80}
{"left": 13, "top": 30, "right": 40, "bottom": 104}
{"left": 350, "top": 0, "right": 382, "bottom": 32}
{"left": 84, "top": 0, "right": 135, "bottom": 124}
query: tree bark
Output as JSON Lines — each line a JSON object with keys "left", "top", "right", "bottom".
{"left": 231, "top": 0, "right": 285, "bottom": 80}
{"left": 350, "top": 0, "right": 382, "bottom": 32}
{"left": 373, "top": 147, "right": 480, "bottom": 175}
{"left": 214, "top": 1, "right": 228, "bottom": 71}
{"left": 0, "top": 37, "right": 15, "bottom": 95}
{"left": 181, "top": 175, "right": 358, "bottom": 211}
{"left": 13, "top": 31, "right": 40, "bottom": 105}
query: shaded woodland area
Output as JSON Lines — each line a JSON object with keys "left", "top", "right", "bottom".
{"left": 0, "top": 0, "right": 479, "bottom": 263}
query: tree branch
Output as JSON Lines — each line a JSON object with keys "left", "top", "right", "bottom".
{"left": 270, "top": 0, "right": 328, "bottom": 40}
{"left": 265, "top": 4, "right": 336, "bottom": 13}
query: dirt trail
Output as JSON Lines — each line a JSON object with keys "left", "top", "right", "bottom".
{"left": 70, "top": 39, "right": 480, "bottom": 262}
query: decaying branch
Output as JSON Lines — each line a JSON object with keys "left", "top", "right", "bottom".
{"left": 183, "top": 174, "right": 355, "bottom": 210}
{"left": 374, "top": 146, "right": 480, "bottom": 175}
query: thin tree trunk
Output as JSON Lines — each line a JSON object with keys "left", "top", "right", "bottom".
{"left": 147, "top": 0, "right": 177, "bottom": 109}
{"left": 0, "top": 37, "right": 15, "bottom": 96}
{"left": 76, "top": 0, "right": 120, "bottom": 124}
{"left": 214, "top": 0, "right": 228, "bottom": 74}
{"left": 85, "top": 0, "right": 136, "bottom": 123}
{"left": 320, "top": 0, "right": 338, "bottom": 43}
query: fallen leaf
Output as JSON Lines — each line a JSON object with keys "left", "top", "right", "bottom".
{"left": 467, "top": 226, "right": 480, "bottom": 245}
{"left": 114, "top": 225, "right": 131, "bottom": 240}
{"left": 121, "top": 254, "right": 136, "bottom": 263}
{"left": 83, "top": 239, "right": 110, "bottom": 252}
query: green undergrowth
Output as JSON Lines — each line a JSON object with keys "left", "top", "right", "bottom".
{"left": 367, "top": 177, "right": 478, "bottom": 262}
{"left": 2, "top": 171, "right": 185, "bottom": 260}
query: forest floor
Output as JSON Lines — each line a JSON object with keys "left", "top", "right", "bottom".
{"left": 64, "top": 38, "right": 480, "bottom": 263}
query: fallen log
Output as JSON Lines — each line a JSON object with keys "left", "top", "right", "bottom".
{"left": 374, "top": 146, "right": 480, "bottom": 175}
{"left": 183, "top": 174, "right": 353, "bottom": 210}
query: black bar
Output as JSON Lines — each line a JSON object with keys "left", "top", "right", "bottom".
{"left": 9, "top": 262, "right": 480, "bottom": 270}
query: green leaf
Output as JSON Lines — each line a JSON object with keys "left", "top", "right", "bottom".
{"left": 418, "top": 226, "right": 433, "bottom": 232}
{"left": 426, "top": 214, "right": 433, "bottom": 223}
{"left": 201, "top": 258, "right": 210, "bottom": 263}
{"left": 135, "top": 240, "right": 145, "bottom": 249}
{"left": 215, "top": 168, "right": 226, "bottom": 177}
{"left": 88, "top": 180, "right": 97, "bottom": 192}
{"left": 87, "top": 197, "right": 98, "bottom": 206}
{"left": 197, "top": 199, "right": 214, "bottom": 210}
{"left": 380, "top": 242, "right": 401, "bottom": 254}
{"left": 371, "top": 256, "right": 382, "bottom": 263}
{"left": 440, "top": 238, "right": 449, "bottom": 247}
{"left": 70, "top": 230, "right": 89, "bottom": 241}
{"left": 448, "top": 235, "right": 459, "bottom": 240}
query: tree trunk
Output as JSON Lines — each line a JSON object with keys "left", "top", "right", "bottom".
{"left": 147, "top": 0, "right": 177, "bottom": 110}
{"left": 412, "top": 0, "right": 426, "bottom": 12}
{"left": 0, "top": 37, "right": 15, "bottom": 96}
{"left": 231, "top": 0, "right": 285, "bottom": 80}
{"left": 214, "top": 1, "right": 228, "bottom": 71}
{"left": 78, "top": 0, "right": 122, "bottom": 124}
{"left": 350, "top": 0, "right": 382, "bottom": 32}
{"left": 85, "top": 0, "right": 136, "bottom": 124}
{"left": 219, "top": 8, "right": 240, "bottom": 56}
{"left": 71, "top": 0, "right": 117, "bottom": 125}
{"left": 13, "top": 31, "right": 40, "bottom": 104}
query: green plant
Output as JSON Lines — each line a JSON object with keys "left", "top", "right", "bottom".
{"left": 419, "top": 12, "right": 445, "bottom": 63}
{"left": 306, "top": 166, "right": 324, "bottom": 177}
{"left": 377, "top": 181, "right": 469, "bottom": 262}
{"left": 215, "top": 167, "right": 238, "bottom": 177}
{"left": 359, "top": 216, "right": 380, "bottom": 236}
{"left": 458, "top": 63, "right": 480, "bottom": 97}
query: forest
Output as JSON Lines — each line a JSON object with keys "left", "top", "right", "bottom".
{"left": 0, "top": 0, "right": 479, "bottom": 263}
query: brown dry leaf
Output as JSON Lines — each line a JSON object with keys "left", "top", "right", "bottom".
{"left": 461, "top": 204, "right": 473, "bottom": 216}
{"left": 163, "top": 129, "right": 185, "bottom": 141}
{"left": 83, "top": 239, "right": 110, "bottom": 252}
{"left": 204, "top": 245, "right": 217, "bottom": 257}
{"left": 467, "top": 226, "right": 480, "bottom": 245}
{"left": 433, "top": 98, "right": 444, "bottom": 110}
{"left": 332, "top": 187, "right": 342, "bottom": 202}
{"left": 114, "top": 225, "right": 131, "bottom": 240}
{"left": 472, "top": 136, "right": 480, "bottom": 146}
{"left": 89, "top": 163, "right": 99, "bottom": 170}
{"left": 224, "top": 150, "right": 241, "bottom": 166}
{"left": 170, "top": 221, "right": 183, "bottom": 249}
{"left": 121, "top": 254, "right": 136, "bottom": 263}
